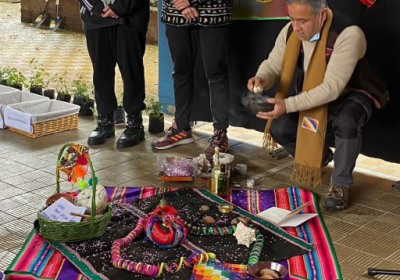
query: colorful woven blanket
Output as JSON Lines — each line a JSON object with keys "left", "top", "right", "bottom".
{"left": 5, "top": 186, "right": 342, "bottom": 280}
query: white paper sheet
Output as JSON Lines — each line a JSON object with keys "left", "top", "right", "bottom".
{"left": 257, "top": 202, "right": 318, "bottom": 227}
{"left": 278, "top": 213, "right": 319, "bottom": 227}
{"left": 257, "top": 207, "right": 291, "bottom": 224}
{"left": 41, "top": 197, "right": 86, "bottom": 222}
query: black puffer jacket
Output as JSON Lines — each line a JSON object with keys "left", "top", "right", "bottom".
{"left": 78, "top": 0, "right": 149, "bottom": 31}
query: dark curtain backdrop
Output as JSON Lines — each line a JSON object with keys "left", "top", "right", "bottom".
{"left": 190, "top": 0, "right": 400, "bottom": 163}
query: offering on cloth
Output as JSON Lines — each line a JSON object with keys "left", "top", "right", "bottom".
{"left": 202, "top": 216, "right": 216, "bottom": 224}
{"left": 196, "top": 153, "right": 211, "bottom": 172}
{"left": 233, "top": 222, "right": 256, "bottom": 248}
{"left": 218, "top": 204, "right": 233, "bottom": 213}
{"left": 144, "top": 205, "right": 188, "bottom": 248}
{"left": 231, "top": 216, "right": 250, "bottom": 225}
{"left": 259, "top": 268, "right": 279, "bottom": 279}
{"left": 157, "top": 156, "right": 201, "bottom": 177}
{"left": 247, "top": 261, "right": 288, "bottom": 280}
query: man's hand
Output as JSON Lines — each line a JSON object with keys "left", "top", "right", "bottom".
{"left": 101, "top": 6, "right": 119, "bottom": 18}
{"left": 181, "top": 7, "right": 199, "bottom": 19}
{"left": 256, "top": 98, "right": 287, "bottom": 119}
{"left": 247, "top": 76, "right": 266, "bottom": 93}
{"left": 173, "top": 0, "right": 190, "bottom": 10}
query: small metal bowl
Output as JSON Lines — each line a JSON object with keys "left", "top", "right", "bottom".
{"left": 247, "top": 261, "right": 287, "bottom": 280}
{"left": 218, "top": 204, "right": 233, "bottom": 213}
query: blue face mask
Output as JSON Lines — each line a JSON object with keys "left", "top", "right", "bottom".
{"left": 309, "top": 11, "right": 323, "bottom": 42}
{"left": 309, "top": 32, "right": 320, "bottom": 42}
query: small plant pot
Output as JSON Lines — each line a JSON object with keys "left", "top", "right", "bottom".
{"left": 30, "top": 86, "right": 43, "bottom": 95}
{"left": 148, "top": 113, "right": 164, "bottom": 133}
{"left": 114, "top": 106, "right": 125, "bottom": 124}
{"left": 10, "top": 84, "right": 23, "bottom": 90}
{"left": 64, "top": 94, "right": 72, "bottom": 103}
{"left": 57, "top": 93, "right": 71, "bottom": 103}
{"left": 43, "top": 89, "right": 55, "bottom": 99}
{"left": 73, "top": 97, "right": 85, "bottom": 107}
{"left": 77, "top": 98, "right": 95, "bottom": 116}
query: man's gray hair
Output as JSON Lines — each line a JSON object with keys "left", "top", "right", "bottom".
{"left": 286, "top": 0, "right": 328, "bottom": 14}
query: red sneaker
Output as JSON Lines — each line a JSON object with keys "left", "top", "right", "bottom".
{"left": 152, "top": 121, "right": 194, "bottom": 150}
{"left": 205, "top": 129, "right": 230, "bottom": 157}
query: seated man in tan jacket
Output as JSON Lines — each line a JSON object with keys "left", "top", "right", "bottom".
{"left": 248, "top": 0, "right": 387, "bottom": 210}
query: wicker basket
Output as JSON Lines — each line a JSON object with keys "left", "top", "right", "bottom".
{"left": 9, "top": 114, "right": 78, "bottom": 138}
{"left": 37, "top": 143, "right": 112, "bottom": 242}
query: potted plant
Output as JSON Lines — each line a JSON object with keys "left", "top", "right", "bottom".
{"left": 114, "top": 90, "right": 125, "bottom": 124}
{"left": 144, "top": 96, "right": 168, "bottom": 133}
{"left": 6, "top": 67, "right": 28, "bottom": 90}
{"left": 55, "top": 72, "right": 72, "bottom": 102}
{"left": 72, "top": 75, "right": 94, "bottom": 116}
{"left": 0, "top": 67, "right": 8, "bottom": 85}
{"left": 29, "top": 58, "right": 48, "bottom": 96}
{"left": 43, "top": 73, "right": 56, "bottom": 99}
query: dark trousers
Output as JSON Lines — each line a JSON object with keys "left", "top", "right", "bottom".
{"left": 165, "top": 25, "right": 230, "bottom": 131}
{"left": 270, "top": 92, "right": 374, "bottom": 187}
{"left": 85, "top": 25, "right": 146, "bottom": 116}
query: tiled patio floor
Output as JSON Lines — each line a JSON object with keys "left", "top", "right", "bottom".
{"left": 1, "top": 3, "right": 400, "bottom": 280}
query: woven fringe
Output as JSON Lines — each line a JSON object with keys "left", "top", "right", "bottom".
{"left": 262, "top": 132, "right": 278, "bottom": 151}
{"left": 292, "top": 163, "right": 322, "bottom": 186}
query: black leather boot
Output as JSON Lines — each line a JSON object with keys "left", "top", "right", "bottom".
{"left": 117, "top": 113, "right": 145, "bottom": 148}
{"left": 87, "top": 113, "right": 115, "bottom": 145}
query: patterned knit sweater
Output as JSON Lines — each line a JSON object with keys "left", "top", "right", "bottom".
{"left": 161, "top": 0, "right": 233, "bottom": 27}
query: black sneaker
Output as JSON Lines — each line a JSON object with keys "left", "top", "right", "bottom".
{"left": 324, "top": 183, "right": 350, "bottom": 210}
{"left": 88, "top": 114, "right": 115, "bottom": 146}
{"left": 117, "top": 114, "right": 145, "bottom": 148}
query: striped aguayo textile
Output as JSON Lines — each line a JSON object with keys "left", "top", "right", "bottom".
{"left": 5, "top": 186, "right": 342, "bottom": 280}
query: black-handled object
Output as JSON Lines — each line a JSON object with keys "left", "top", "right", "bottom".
{"left": 368, "top": 267, "right": 400, "bottom": 276}
{"left": 34, "top": 0, "right": 49, "bottom": 28}
{"left": 50, "top": 0, "right": 63, "bottom": 31}
{"left": 242, "top": 91, "right": 275, "bottom": 114}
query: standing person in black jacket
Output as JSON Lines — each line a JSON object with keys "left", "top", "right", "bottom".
{"left": 78, "top": 0, "right": 150, "bottom": 148}
{"left": 152, "top": 0, "right": 233, "bottom": 157}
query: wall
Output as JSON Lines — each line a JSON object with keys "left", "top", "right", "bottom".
{"left": 20, "top": 0, "right": 158, "bottom": 45}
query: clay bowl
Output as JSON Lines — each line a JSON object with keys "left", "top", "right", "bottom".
{"left": 249, "top": 96, "right": 275, "bottom": 114}
{"left": 247, "top": 261, "right": 288, "bottom": 280}
{"left": 46, "top": 193, "right": 74, "bottom": 207}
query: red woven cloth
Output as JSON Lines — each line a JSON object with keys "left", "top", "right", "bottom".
{"left": 145, "top": 205, "right": 188, "bottom": 248}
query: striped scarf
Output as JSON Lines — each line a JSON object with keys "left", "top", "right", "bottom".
{"left": 264, "top": 9, "right": 333, "bottom": 186}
